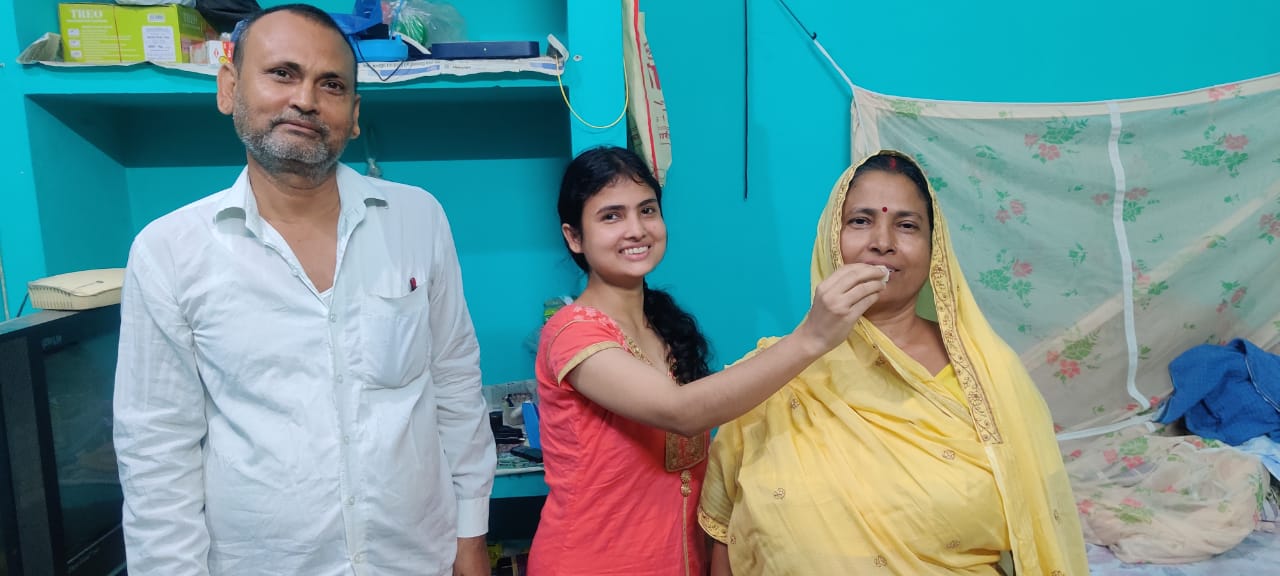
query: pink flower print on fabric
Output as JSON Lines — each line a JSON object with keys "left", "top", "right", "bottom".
{"left": 1208, "top": 83, "right": 1240, "bottom": 101}
{"left": 1223, "top": 134, "right": 1248, "bottom": 151}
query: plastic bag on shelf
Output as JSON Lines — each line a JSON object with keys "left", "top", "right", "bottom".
{"left": 18, "top": 32, "right": 61, "bottom": 64}
{"left": 199, "top": 0, "right": 262, "bottom": 34}
{"left": 380, "top": 0, "right": 466, "bottom": 47}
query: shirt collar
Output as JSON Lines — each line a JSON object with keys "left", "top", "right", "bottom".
{"left": 213, "top": 164, "right": 388, "bottom": 236}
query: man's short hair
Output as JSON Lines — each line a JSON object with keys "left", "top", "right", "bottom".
{"left": 230, "top": 4, "right": 358, "bottom": 83}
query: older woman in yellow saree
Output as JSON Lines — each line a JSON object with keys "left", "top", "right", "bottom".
{"left": 698, "top": 151, "right": 1088, "bottom": 575}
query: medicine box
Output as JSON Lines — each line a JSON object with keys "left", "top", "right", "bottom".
{"left": 115, "top": 4, "right": 213, "bottom": 63}
{"left": 116, "top": 4, "right": 211, "bottom": 63}
{"left": 191, "top": 39, "right": 235, "bottom": 66}
{"left": 58, "top": 3, "right": 214, "bottom": 63}
{"left": 58, "top": 3, "right": 121, "bottom": 63}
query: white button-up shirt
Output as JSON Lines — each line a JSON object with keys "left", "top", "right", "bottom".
{"left": 113, "top": 165, "right": 495, "bottom": 576}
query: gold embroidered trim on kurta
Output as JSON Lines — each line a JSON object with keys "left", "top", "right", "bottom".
{"left": 622, "top": 333, "right": 709, "bottom": 471}
{"left": 665, "top": 432, "right": 708, "bottom": 471}
{"left": 680, "top": 470, "right": 692, "bottom": 576}
{"left": 930, "top": 235, "right": 1002, "bottom": 444}
{"left": 622, "top": 327, "right": 706, "bottom": 576}
{"left": 697, "top": 506, "right": 730, "bottom": 544}
{"left": 547, "top": 318, "right": 626, "bottom": 384}
{"left": 555, "top": 341, "right": 623, "bottom": 383}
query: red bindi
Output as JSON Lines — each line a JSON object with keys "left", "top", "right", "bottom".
{"left": 881, "top": 206, "right": 889, "bottom": 213}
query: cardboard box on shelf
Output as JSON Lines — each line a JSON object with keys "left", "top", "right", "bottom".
{"left": 57, "top": 3, "right": 122, "bottom": 63}
{"left": 115, "top": 4, "right": 213, "bottom": 63}
{"left": 190, "top": 38, "right": 235, "bottom": 66}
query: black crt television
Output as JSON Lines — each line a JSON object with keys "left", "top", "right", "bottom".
{"left": 0, "top": 304, "right": 125, "bottom": 576}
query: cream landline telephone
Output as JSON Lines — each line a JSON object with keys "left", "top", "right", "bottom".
{"left": 27, "top": 268, "right": 125, "bottom": 310}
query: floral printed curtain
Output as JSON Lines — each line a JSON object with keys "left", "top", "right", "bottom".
{"left": 850, "top": 74, "right": 1280, "bottom": 435}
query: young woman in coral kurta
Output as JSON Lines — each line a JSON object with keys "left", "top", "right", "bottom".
{"left": 532, "top": 304, "right": 708, "bottom": 575}
{"left": 526, "top": 146, "right": 886, "bottom": 575}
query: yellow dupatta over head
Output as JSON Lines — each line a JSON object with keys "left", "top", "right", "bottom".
{"left": 699, "top": 151, "right": 1087, "bottom": 575}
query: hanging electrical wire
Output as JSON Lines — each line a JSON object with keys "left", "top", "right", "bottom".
{"left": 773, "top": 0, "right": 854, "bottom": 92}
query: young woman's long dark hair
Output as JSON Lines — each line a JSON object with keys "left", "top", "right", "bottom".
{"left": 558, "top": 146, "right": 711, "bottom": 384}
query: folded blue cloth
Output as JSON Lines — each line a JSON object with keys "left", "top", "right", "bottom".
{"left": 1239, "top": 436, "right": 1280, "bottom": 481}
{"left": 1157, "top": 338, "right": 1280, "bottom": 445}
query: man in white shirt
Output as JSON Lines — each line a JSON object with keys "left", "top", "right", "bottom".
{"left": 112, "top": 5, "right": 495, "bottom": 575}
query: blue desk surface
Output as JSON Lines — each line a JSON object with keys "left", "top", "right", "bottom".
{"left": 493, "top": 471, "right": 547, "bottom": 499}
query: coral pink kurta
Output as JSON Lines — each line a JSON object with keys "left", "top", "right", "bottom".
{"left": 529, "top": 304, "right": 707, "bottom": 576}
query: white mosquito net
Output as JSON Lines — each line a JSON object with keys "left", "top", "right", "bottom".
{"left": 850, "top": 74, "right": 1280, "bottom": 437}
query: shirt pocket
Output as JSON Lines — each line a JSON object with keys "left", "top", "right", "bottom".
{"left": 355, "top": 287, "right": 431, "bottom": 389}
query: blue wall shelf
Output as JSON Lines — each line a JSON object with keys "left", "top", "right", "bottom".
{"left": 17, "top": 62, "right": 564, "bottom": 96}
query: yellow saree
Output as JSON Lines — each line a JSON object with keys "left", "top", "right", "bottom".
{"left": 698, "top": 151, "right": 1088, "bottom": 575}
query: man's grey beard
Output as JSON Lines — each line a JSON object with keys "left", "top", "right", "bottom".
{"left": 234, "top": 95, "right": 344, "bottom": 181}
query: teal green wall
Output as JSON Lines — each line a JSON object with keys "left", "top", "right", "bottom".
{"left": 0, "top": 0, "right": 623, "bottom": 387}
{"left": 26, "top": 99, "right": 134, "bottom": 276}
{"left": 641, "top": 0, "right": 1280, "bottom": 367}
{"left": 0, "top": 1, "right": 44, "bottom": 318}
{"left": 4, "top": 0, "right": 1277, "bottom": 380}
{"left": 357, "top": 158, "right": 581, "bottom": 384}
{"left": 127, "top": 167, "right": 239, "bottom": 232}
